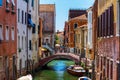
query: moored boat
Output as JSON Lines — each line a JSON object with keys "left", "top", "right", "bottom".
{"left": 67, "top": 65, "right": 86, "bottom": 76}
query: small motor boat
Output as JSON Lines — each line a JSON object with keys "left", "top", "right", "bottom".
{"left": 67, "top": 65, "right": 86, "bottom": 76}
{"left": 17, "top": 74, "right": 32, "bottom": 80}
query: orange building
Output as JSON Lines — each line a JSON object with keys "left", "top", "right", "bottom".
{"left": 0, "top": 0, "right": 17, "bottom": 79}
{"left": 67, "top": 14, "right": 87, "bottom": 53}
{"left": 38, "top": 18, "right": 43, "bottom": 58}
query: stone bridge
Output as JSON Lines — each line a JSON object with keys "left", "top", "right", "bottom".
{"left": 39, "top": 53, "right": 80, "bottom": 67}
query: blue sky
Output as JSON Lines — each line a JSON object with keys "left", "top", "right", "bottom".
{"left": 40, "top": 0, "right": 95, "bottom": 31}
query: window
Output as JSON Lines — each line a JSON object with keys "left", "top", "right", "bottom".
{"left": 22, "top": 36, "right": 23, "bottom": 49}
{"left": 0, "top": 56, "right": 3, "bottom": 70}
{"left": 29, "top": 40, "right": 31, "bottom": 50}
{"left": 89, "top": 12, "right": 92, "bottom": 23}
{"left": 35, "top": 42, "right": 37, "bottom": 50}
{"left": 32, "top": 25, "right": 36, "bottom": 33}
{"left": 110, "top": 61, "right": 113, "bottom": 79}
{"left": 31, "top": 0, "right": 34, "bottom": 7}
{"left": 0, "top": 25, "right": 3, "bottom": 40}
{"left": 74, "top": 23, "right": 77, "bottom": 29}
{"left": 107, "top": 59, "right": 109, "bottom": 78}
{"left": 39, "top": 38, "right": 41, "bottom": 47}
{"left": 11, "top": 0, "right": 15, "bottom": 11}
{"left": 22, "top": 10, "right": 24, "bottom": 24}
{"left": 11, "top": 27, "right": 14, "bottom": 40}
{"left": 18, "top": 36, "right": 20, "bottom": 49}
{"left": 25, "top": 12, "right": 27, "bottom": 24}
{"left": 18, "top": 9, "right": 20, "bottom": 22}
{"left": 38, "top": 25, "right": 40, "bottom": 34}
{"left": 117, "top": 2, "right": 120, "bottom": 36}
{"left": 97, "top": 5, "right": 114, "bottom": 38}
{"left": 6, "top": 0, "right": 10, "bottom": 9}
{"left": 6, "top": 26, "right": 9, "bottom": 40}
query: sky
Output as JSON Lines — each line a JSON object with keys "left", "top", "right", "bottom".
{"left": 40, "top": 0, "right": 95, "bottom": 32}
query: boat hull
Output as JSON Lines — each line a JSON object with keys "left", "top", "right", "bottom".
{"left": 67, "top": 67, "right": 85, "bottom": 77}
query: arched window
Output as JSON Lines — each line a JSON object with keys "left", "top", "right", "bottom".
{"left": 74, "top": 23, "right": 77, "bottom": 29}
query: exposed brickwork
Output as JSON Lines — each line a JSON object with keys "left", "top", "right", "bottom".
{"left": 0, "top": 0, "right": 17, "bottom": 79}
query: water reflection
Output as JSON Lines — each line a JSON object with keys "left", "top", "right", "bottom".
{"left": 53, "top": 61, "right": 66, "bottom": 71}
{"left": 53, "top": 61, "right": 66, "bottom": 80}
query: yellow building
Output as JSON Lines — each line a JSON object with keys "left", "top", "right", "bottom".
{"left": 74, "top": 14, "right": 87, "bottom": 57}
{"left": 75, "top": 24, "right": 87, "bottom": 58}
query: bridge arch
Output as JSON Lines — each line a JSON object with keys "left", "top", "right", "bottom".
{"left": 39, "top": 53, "right": 79, "bottom": 67}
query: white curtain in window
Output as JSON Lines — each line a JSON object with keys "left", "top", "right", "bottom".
{"left": 0, "top": 26, "right": 3, "bottom": 40}
{"left": 12, "top": 28, "right": 14, "bottom": 40}
{"left": 6, "top": 0, "right": 10, "bottom": 3}
{"left": 6, "top": 27, "right": 9, "bottom": 40}
{"left": 11, "top": 0, "right": 15, "bottom": 6}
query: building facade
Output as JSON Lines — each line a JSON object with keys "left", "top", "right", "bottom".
{"left": 17, "top": 0, "right": 27, "bottom": 77}
{"left": 73, "top": 14, "right": 87, "bottom": 55}
{"left": 67, "top": 14, "right": 87, "bottom": 53}
{"left": 0, "top": 0, "right": 17, "bottom": 79}
{"left": 86, "top": 7, "right": 94, "bottom": 60}
{"left": 64, "top": 21, "right": 69, "bottom": 52}
{"left": 31, "top": 0, "right": 39, "bottom": 69}
{"left": 95, "top": 0, "right": 120, "bottom": 80}
{"left": 39, "top": 4, "right": 56, "bottom": 54}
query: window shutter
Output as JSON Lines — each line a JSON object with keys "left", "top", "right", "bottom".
{"left": 29, "top": 40, "right": 31, "bottom": 50}
{"left": 108, "top": 7, "right": 111, "bottom": 36}
{"left": 110, "top": 5, "right": 114, "bottom": 36}
{"left": 117, "top": 63, "right": 120, "bottom": 80}
{"left": 106, "top": 10, "right": 108, "bottom": 36}
{"left": 100, "top": 15, "right": 102, "bottom": 37}
{"left": 102, "top": 13, "right": 105, "bottom": 37}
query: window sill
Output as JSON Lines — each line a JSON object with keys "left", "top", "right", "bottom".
{"left": 11, "top": 10, "right": 16, "bottom": 14}
{"left": 6, "top": 7, "right": 10, "bottom": 12}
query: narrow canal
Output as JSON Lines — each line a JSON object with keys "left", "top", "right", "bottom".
{"left": 33, "top": 59, "right": 79, "bottom": 80}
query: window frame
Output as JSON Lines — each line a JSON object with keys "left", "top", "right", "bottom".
{"left": 5, "top": 26, "right": 9, "bottom": 41}
{"left": 0, "top": 24, "right": 3, "bottom": 40}
{"left": 11, "top": 27, "right": 14, "bottom": 40}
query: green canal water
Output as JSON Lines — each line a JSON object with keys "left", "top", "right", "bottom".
{"left": 33, "top": 60, "right": 79, "bottom": 80}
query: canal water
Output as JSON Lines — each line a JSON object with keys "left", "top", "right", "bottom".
{"left": 33, "top": 60, "right": 79, "bottom": 80}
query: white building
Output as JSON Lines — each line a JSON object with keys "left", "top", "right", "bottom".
{"left": 17, "top": 0, "right": 36, "bottom": 76}
{"left": 17, "top": 0, "right": 27, "bottom": 76}
{"left": 87, "top": 7, "right": 92, "bottom": 59}
{"left": 87, "top": 7, "right": 92, "bottom": 49}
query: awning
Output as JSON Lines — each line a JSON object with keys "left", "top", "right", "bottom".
{"left": 40, "top": 47, "right": 47, "bottom": 51}
{"left": 55, "top": 44, "right": 60, "bottom": 47}
{"left": 28, "top": 14, "right": 35, "bottom": 27}
{"left": 28, "top": 19, "right": 35, "bottom": 27}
